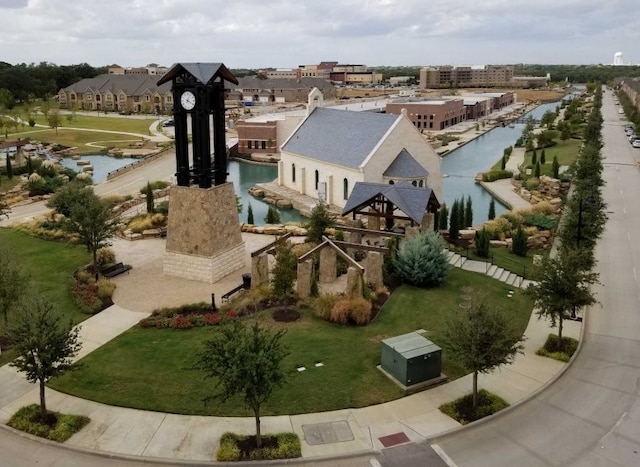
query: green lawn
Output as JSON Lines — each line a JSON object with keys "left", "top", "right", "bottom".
{"left": 0, "top": 175, "right": 20, "bottom": 193}
{"left": 450, "top": 245, "right": 547, "bottom": 279}
{"left": 32, "top": 114, "right": 156, "bottom": 135}
{"left": 7, "top": 128, "right": 144, "bottom": 154}
{"left": 49, "top": 267, "right": 534, "bottom": 416}
{"left": 490, "top": 138, "right": 582, "bottom": 173}
{"left": 0, "top": 228, "right": 91, "bottom": 366}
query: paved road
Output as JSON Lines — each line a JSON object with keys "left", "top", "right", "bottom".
{"left": 423, "top": 89, "right": 640, "bottom": 466}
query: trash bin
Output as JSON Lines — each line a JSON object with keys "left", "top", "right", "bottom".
{"left": 242, "top": 273, "right": 252, "bottom": 289}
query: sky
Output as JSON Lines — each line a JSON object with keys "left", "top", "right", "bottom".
{"left": 0, "top": 0, "right": 638, "bottom": 69}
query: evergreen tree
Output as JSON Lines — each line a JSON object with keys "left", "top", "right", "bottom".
{"left": 457, "top": 197, "right": 465, "bottom": 229}
{"left": 449, "top": 200, "right": 460, "bottom": 241}
{"left": 552, "top": 156, "right": 560, "bottom": 178}
{"left": 393, "top": 231, "right": 450, "bottom": 287}
{"left": 511, "top": 226, "right": 528, "bottom": 257}
{"left": 264, "top": 205, "right": 280, "bottom": 224}
{"left": 247, "top": 203, "right": 254, "bottom": 224}
{"left": 306, "top": 200, "right": 335, "bottom": 244}
{"left": 465, "top": 196, "right": 473, "bottom": 228}
{"left": 6, "top": 156, "right": 12, "bottom": 180}
{"left": 475, "top": 228, "right": 490, "bottom": 258}
{"left": 488, "top": 199, "right": 496, "bottom": 220}
{"left": 438, "top": 204, "right": 448, "bottom": 230}
{"left": 501, "top": 155, "right": 506, "bottom": 170}
{"left": 145, "top": 182, "right": 154, "bottom": 214}
{"left": 26, "top": 155, "right": 33, "bottom": 176}
{"left": 270, "top": 238, "right": 297, "bottom": 298}
{"left": 540, "top": 149, "right": 546, "bottom": 165}
{"left": 531, "top": 149, "right": 537, "bottom": 166}
{"left": 534, "top": 162, "right": 541, "bottom": 178}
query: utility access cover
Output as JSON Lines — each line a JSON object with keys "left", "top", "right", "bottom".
{"left": 302, "top": 421, "right": 355, "bottom": 445}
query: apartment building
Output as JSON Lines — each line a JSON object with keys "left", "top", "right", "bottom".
{"left": 386, "top": 98, "right": 467, "bottom": 131}
{"left": 419, "top": 65, "right": 515, "bottom": 89}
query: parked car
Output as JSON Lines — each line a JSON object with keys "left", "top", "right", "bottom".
{"left": 162, "top": 118, "right": 175, "bottom": 127}
{"left": 618, "top": 109, "right": 625, "bottom": 114}
{"left": 633, "top": 140, "right": 640, "bottom": 148}
{"left": 628, "top": 135, "right": 638, "bottom": 143}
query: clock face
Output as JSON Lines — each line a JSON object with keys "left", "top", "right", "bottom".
{"left": 180, "top": 90, "right": 196, "bottom": 111}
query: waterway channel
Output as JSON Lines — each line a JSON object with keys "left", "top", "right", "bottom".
{"left": 442, "top": 101, "right": 561, "bottom": 225}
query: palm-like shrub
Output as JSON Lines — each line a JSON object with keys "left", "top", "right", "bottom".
{"left": 393, "top": 231, "right": 449, "bottom": 287}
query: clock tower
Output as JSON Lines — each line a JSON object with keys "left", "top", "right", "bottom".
{"left": 157, "top": 63, "right": 246, "bottom": 284}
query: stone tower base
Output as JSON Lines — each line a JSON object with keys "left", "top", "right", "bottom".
{"left": 163, "top": 183, "right": 245, "bottom": 283}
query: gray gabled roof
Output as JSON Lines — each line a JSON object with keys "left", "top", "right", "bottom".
{"left": 383, "top": 148, "right": 428, "bottom": 178}
{"left": 342, "top": 181, "right": 439, "bottom": 224}
{"left": 157, "top": 62, "right": 238, "bottom": 86}
{"left": 230, "top": 76, "right": 334, "bottom": 91}
{"left": 61, "top": 74, "right": 172, "bottom": 95}
{"left": 282, "top": 108, "right": 399, "bottom": 169}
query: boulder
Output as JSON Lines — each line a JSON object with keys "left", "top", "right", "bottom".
{"left": 490, "top": 240, "right": 508, "bottom": 248}
{"left": 276, "top": 199, "right": 293, "bottom": 209}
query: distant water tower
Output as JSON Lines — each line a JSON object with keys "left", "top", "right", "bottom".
{"left": 614, "top": 52, "right": 624, "bottom": 65}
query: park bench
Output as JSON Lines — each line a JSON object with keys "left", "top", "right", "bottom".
{"left": 221, "top": 284, "right": 245, "bottom": 303}
{"left": 101, "top": 262, "right": 132, "bottom": 278}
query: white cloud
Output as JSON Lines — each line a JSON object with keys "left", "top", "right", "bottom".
{"left": 0, "top": 0, "right": 637, "bottom": 67}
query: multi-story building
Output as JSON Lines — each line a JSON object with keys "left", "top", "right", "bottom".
{"left": 107, "top": 63, "right": 168, "bottom": 76}
{"left": 226, "top": 77, "right": 335, "bottom": 105}
{"left": 420, "top": 65, "right": 516, "bottom": 89}
{"left": 385, "top": 98, "right": 467, "bottom": 131}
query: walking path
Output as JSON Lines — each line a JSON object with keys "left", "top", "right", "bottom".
{"left": 0, "top": 224, "right": 580, "bottom": 463}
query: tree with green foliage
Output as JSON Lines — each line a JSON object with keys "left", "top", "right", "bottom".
{"left": 145, "top": 182, "right": 154, "bottom": 214}
{"left": 527, "top": 249, "right": 598, "bottom": 349}
{"left": 264, "top": 205, "right": 280, "bottom": 224}
{"left": 393, "top": 231, "right": 449, "bottom": 287}
{"left": 541, "top": 110, "right": 556, "bottom": 128}
{"left": 270, "top": 238, "right": 298, "bottom": 298}
{"left": 474, "top": 227, "right": 490, "bottom": 258}
{"left": 47, "top": 181, "right": 91, "bottom": 217}
{"left": 0, "top": 194, "right": 10, "bottom": 220}
{"left": 534, "top": 162, "right": 541, "bottom": 178}
{"left": 196, "top": 319, "right": 288, "bottom": 448}
{"left": 511, "top": 226, "right": 528, "bottom": 257}
{"left": 9, "top": 296, "right": 81, "bottom": 418}
{"left": 560, "top": 124, "right": 571, "bottom": 141}
{"left": 66, "top": 189, "right": 119, "bottom": 279}
{"left": 438, "top": 203, "right": 448, "bottom": 231}
{"left": 306, "top": 200, "right": 335, "bottom": 244}
{"left": 457, "top": 197, "right": 465, "bottom": 229}
{"left": 552, "top": 156, "right": 560, "bottom": 178}
{"left": 500, "top": 155, "right": 506, "bottom": 170}
{"left": 47, "top": 109, "right": 62, "bottom": 135}
{"left": 5, "top": 155, "right": 12, "bottom": 179}
{"left": 443, "top": 296, "right": 524, "bottom": 411}
{"left": 531, "top": 149, "right": 537, "bottom": 166}
{"left": 449, "top": 200, "right": 460, "bottom": 241}
{"left": 540, "top": 149, "right": 546, "bottom": 165}
{"left": 26, "top": 155, "right": 33, "bottom": 176}
{"left": 488, "top": 199, "right": 496, "bottom": 220}
{"left": 247, "top": 203, "right": 254, "bottom": 224}
{"left": 0, "top": 243, "right": 27, "bottom": 328}
{"left": 465, "top": 196, "right": 473, "bottom": 228}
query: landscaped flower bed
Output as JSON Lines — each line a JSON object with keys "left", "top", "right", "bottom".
{"left": 139, "top": 302, "right": 237, "bottom": 329}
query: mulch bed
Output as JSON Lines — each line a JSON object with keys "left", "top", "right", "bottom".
{"left": 272, "top": 307, "right": 301, "bottom": 323}
{"left": 236, "top": 435, "right": 279, "bottom": 459}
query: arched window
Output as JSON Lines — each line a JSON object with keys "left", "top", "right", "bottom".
{"left": 343, "top": 178, "right": 349, "bottom": 200}
{"left": 412, "top": 180, "right": 417, "bottom": 187}
{"left": 389, "top": 180, "right": 395, "bottom": 185}
{"left": 315, "top": 170, "right": 319, "bottom": 190}
{"left": 292, "top": 163, "right": 296, "bottom": 183}
{"left": 418, "top": 180, "right": 424, "bottom": 187}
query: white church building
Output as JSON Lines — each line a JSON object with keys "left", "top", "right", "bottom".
{"left": 277, "top": 91, "right": 442, "bottom": 210}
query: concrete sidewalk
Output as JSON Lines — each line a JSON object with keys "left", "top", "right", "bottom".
{"left": 0, "top": 226, "right": 581, "bottom": 463}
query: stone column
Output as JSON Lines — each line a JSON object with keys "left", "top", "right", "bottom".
{"left": 296, "top": 260, "right": 313, "bottom": 299}
{"left": 421, "top": 213, "right": 435, "bottom": 232}
{"left": 346, "top": 267, "right": 363, "bottom": 299}
{"left": 368, "top": 208, "right": 381, "bottom": 232}
{"left": 301, "top": 167, "right": 306, "bottom": 195}
{"left": 251, "top": 253, "right": 269, "bottom": 288}
{"left": 319, "top": 247, "right": 337, "bottom": 283}
{"left": 278, "top": 160, "right": 284, "bottom": 185}
{"left": 363, "top": 251, "right": 383, "bottom": 289}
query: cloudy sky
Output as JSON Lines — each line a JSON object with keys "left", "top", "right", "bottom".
{"left": 0, "top": 0, "right": 637, "bottom": 68}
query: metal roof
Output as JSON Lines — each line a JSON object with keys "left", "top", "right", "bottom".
{"left": 281, "top": 107, "right": 399, "bottom": 169}
{"left": 341, "top": 181, "right": 439, "bottom": 224}
{"left": 157, "top": 62, "right": 238, "bottom": 86}
{"left": 383, "top": 149, "right": 428, "bottom": 178}
{"left": 382, "top": 332, "right": 441, "bottom": 359}
{"left": 62, "top": 74, "right": 172, "bottom": 95}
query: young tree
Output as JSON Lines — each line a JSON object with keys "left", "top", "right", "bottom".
{"left": 457, "top": 197, "right": 465, "bottom": 229}
{"left": 527, "top": 249, "right": 598, "bottom": 348}
{"left": 443, "top": 296, "right": 524, "bottom": 411}
{"left": 26, "top": 154, "right": 33, "bottom": 176}
{"left": 270, "top": 238, "right": 298, "bottom": 298}
{"left": 534, "top": 162, "right": 541, "bottom": 178}
{"left": 145, "top": 182, "right": 154, "bottom": 214}
{"left": 449, "top": 200, "right": 460, "bottom": 241}
{"left": 9, "top": 296, "right": 81, "bottom": 418}
{"left": 465, "top": 196, "right": 473, "bottom": 228}
{"left": 0, "top": 244, "right": 27, "bottom": 328}
{"left": 531, "top": 149, "right": 537, "bottom": 166}
{"left": 474, "top": 227, "right": 490, "bottom": 258}
{"left": 488, "top": 199, "right": 496, "bottom": 220}
{"left": 438, "top": 203, "right": 448, "bottom": 231}
{"left": 46, "top": 180, "right": 90, "bottom": 217}
{"left": 66, "top": 190, "right": 118, "bottom": 279}
{"left": 247, "top": 203, "right": 254, "bottom": 224}
{"left": 196, "top": 319, "right": 288, "bottom": 448}
{"left": 47, "top": 109, "right": 62, "bottom": 135}
{"left": 5, "top": 155, "right": 12, "bottom": 180}
{"left": 552, "top": 156, "right": 560, "bottom": 178}
{"left": 511, "top": 226, "right": 528, "bottom": 257}
{"left": 500, "top": 154, "right": 506, "bottom": 170}
{"left": 540, "top": 149, "right": 546, "bottom": 165}
{"left": 393, "top": 231, "right": 450, "bottom": 287}
{"left": 306, "top": 200, "right": 335, "bottom": 244}
{"left": 264, "top": 205, "right": 280, "bottom": 224}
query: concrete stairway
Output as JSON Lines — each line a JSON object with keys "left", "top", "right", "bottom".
{"left": 445, "top": 249, "right": 534, "bottom": 290}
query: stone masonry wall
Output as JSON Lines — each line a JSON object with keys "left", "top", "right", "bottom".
{"left": 164, "top": 243, "right": 245, "bottom": 283}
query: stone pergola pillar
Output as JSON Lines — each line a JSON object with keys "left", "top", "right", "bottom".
{"left": 363, "top": 251, "right": 384, "bottom": 289}
{"left": 367, "top": 208, "right": 381, "bottom": 231}
{"left": 251, "top": 253, "right": 269, "bottom": 288}
{"left": 296, "top": 261, "right": 313, "bottom": 299}
{"left": 421, "top": 213, "right": 435, "bottom": 232}
{"left": 346, "top": 267, "right": 363, "bottom": 299}
{"left": 319, "top": 247, "right": 337, "bottom": 283}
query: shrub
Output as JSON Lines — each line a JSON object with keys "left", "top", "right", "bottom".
{"left": 482, "top": 170, "right": 513, "bottom": 182}
{"left": 439, "top": 390, "right": 509, "bottom": 425}
{"left": 95, "top": 278, "right": 116, "bottom": 301}
{"left": 71, "top": 281, "right": 103, "bottom": 314}
{"left": 155, "top": 200, "right": 169, "bottom": 215}
{"left": 522, "top": 213, "right": 557, "bottom": 230}
{"left": 311, "top": 294, "right": 342, "bottom": 321}
{"left": 139, "top": 180, "right": 169, "bottom": 193}
{"left": 96, "top": 247, "right": 116, "bottom": 266}
{"left": 264, "top": 205, "right": 280, "bottom": 224}
{"left": 330, "top": 297, "right": 372, "bottom": 325}
{"left": 8, "top": 405, "right": 90, "bottom": 442}
{"left": 474, "top": 228, "right": 490, "bottom": 258}
{"left": 511, "top": 226, "right": 528, "bottom": 257}
{"left": 217, "top": 432, "right": 242, "bottom": 461}
{"left": 499, "top": 211, "right": 524, "bottom": 230}
{"left": 217, "top": 432, "right": 301, "bottom": 462}
{"left": 393, "top": 231, "right": 449, "bottom": 287}
{"left": 536, "top": 334, "right": 579, "bottom": 362}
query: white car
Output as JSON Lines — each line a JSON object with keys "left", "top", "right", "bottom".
{"left": 618, "top": 109, "right": 625, "bottom": 114}
{"left": 633, "top": 140, "right": 640, "bottom": 148}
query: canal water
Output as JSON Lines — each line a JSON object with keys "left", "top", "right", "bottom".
{"left": 59, "top": 155, "right": 139, "bottom": 183}
{"left": 442, "top": 101, "right": 561, "bottom": 225}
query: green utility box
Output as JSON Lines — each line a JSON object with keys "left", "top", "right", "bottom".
{"left": 381, "top": 332, "right": 442, "bottom": 386}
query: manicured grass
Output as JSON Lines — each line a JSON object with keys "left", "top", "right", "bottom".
{"left": 32, "top": 114, "right": 155, "bottom": 135}
{"left": 8, "top": 404, "right": 89, "bottom": 442}
{"left": 49, "top": 268, "right": 534, "bottom": 416}
{"left": 0, "top": 228, "right": 91, "bottom": 366}
{"left": 0, "top": 174, "right": 20, "bottom": 192}
{"left": 536, "top": 333, "right": 579, "bottom": 362}
{"left": 7, "top": 128, "right": 143, "bottom": 154}
{"left": 490, "top": 138, "right": 582, "bottom": 173}
{"left": 451, "top": 245, "right": 546, "bottom": 279}
{"left": 439, "top": 389, "right": 509, "bottom": 425}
